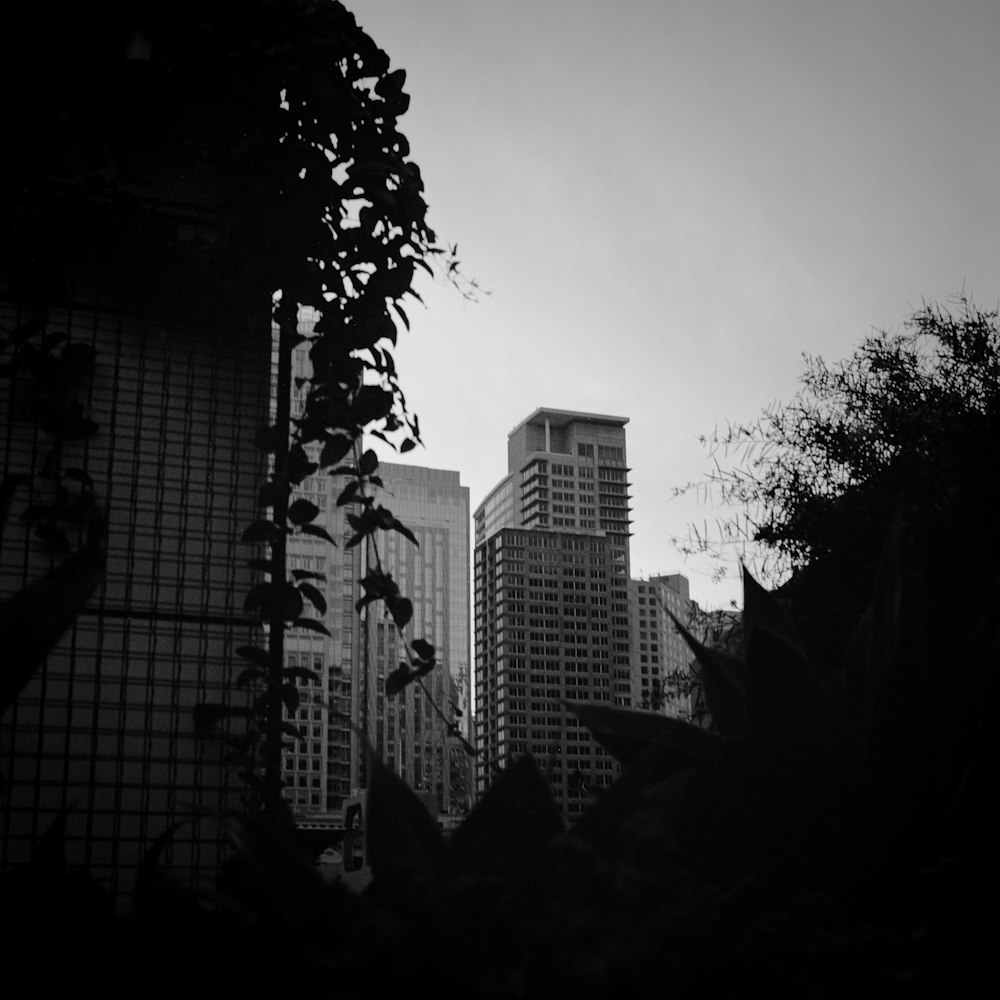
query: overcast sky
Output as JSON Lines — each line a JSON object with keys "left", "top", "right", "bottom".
{"left": 348, "top": 0, "right": 1000, "bottom": 610}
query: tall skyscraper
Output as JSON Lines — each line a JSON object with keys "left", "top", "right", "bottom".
{"left": 282, "top": 351, "right": 472, "bottom": 822}
{"left": 474, "top": 408, "right": 633, "bottom": 820}
{"left": 362, "top": 463, "right": 471, "bottom": 813}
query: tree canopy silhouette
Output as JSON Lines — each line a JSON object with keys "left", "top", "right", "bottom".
{"left": 679, "top": 295, "right": 1000, "bottom": 672}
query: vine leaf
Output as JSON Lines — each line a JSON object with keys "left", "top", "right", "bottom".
{"left": 288, "top": 498, "right": 319, "bottom": 526}
{"left": 298, "top": 523, "right": 335, "bottom": 544}
{"left": 297, "top": 582, "right": 327, "bottom": 615}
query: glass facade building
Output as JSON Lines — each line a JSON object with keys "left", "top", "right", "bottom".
{"left": 282, "top": 462, "right": 471, "bottom": 819}
{"left": 282, "top": 331, "right": 471, "bottom": 822}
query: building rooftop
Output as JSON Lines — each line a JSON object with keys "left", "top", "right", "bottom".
{"left": 508, "top": 407, "right": 629, "bottom": 439}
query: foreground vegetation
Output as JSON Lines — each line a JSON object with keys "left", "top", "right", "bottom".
{"left": 3, "top": 536, "right": 995, "bottom": 996}
{"left": 2, "top": 3, "right": 996, "bottom": 994}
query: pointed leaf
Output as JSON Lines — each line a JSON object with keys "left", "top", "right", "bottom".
{"left": 297, "top": 582, "right": 327, "bottom": 615}
{"left": 572, "top": 754, "right": 697, "bottom": 860}
{"left": 298, "top": 523, "right": 336, "bottom": 544}
{"left": 392, "top": 301, "right": 410, "bottom": 331}
{"left": 670, "top": 614, "right": 748, "bottom": 738}
{"left": 444, "top": 755, "right": 563, "bottom": 881}
{"left": 566, "top": 700, "right": 724, "bottom": 766}
{"left": 291, "top": 617, "right": 331, "bottom": 636}
{"left": 392, "top": 519, "right": 418, "bottom": 546}
{"left": 741, "top": 564, "right": 809, "bottom": 660}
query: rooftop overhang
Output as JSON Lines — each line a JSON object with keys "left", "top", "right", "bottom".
{"left": 508, "top": 407, "right": 629, "bottom": 439}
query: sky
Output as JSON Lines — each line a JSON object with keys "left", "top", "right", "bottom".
{"left": 348, "top": 0, "right": 1000, "bottom": 611}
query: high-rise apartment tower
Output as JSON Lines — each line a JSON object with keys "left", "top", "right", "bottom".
{"left": 474, "top": 408, "right": 633, "bottom": 820}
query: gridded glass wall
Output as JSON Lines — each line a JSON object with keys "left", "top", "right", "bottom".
{"left": 0, "top": 206, "right": 269, "bottom": 902}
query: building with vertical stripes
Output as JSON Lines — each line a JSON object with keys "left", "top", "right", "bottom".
{"left": 283, "top": 334, "right": 471, "bottom": 823}
{"left": 282, "top": 460, "right": 471, "bottom": 822}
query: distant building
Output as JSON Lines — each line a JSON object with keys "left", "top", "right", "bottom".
{"left": 629, "top": 573, "right": 696, "bottom": 715}
{"left": 360, "top": 463, "right": 471, "bottom": 815}
{"left": 282, "top": 338, "right": 471, "bottom": 820}
{"left": 474, "top": 408, "right": 633, "bottom": 820}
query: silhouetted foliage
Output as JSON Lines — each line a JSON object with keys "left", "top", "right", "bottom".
{"left": 4, "top": 7, "right": 995, "bottom": 994}
{"left": 6, "top": 548, "right": 994, "bottom": 996}
{"left": 677, "top": 294, "right": 1000, "bottom": 672}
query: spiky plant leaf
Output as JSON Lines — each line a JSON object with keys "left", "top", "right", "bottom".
{"left": 566, "top": 700, "right": 723, "bottom": 765}
{"left": 444, "top": 754, "right": 563, "bottom": 884}
{"left": 670, "top": 616, "right": 748, "bottom": 737}
{"left": 365, "top": 748, "right": 445, "bottom": 888}
{"left": 571, "top": 733, "right": 703, "bottom": 860}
